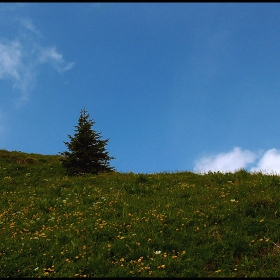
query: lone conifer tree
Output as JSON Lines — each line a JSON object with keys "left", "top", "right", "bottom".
{"left": 60, "top": 108, "right": 115, "bottom": 175}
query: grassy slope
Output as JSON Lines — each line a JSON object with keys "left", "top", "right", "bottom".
{"left": 1, "top": 149, "right": 280, "bottom": 277}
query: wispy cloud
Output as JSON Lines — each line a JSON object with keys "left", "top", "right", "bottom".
{"left": 19, "top": 18, "right": 41, "bottom": 36}
{"left": 0, "top": 17, "right": 74, "bottom": 106}
{"left": 0, "top": 39, "right": 35, "bottom": 102}
{"left": 0, "top": 40, "right": 21, "bottom": 80}
{"left": 38, "top": 46, "right": 74, "bottom": 72}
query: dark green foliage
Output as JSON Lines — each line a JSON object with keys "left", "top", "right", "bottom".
{"left": 59, "top": 109, "right": 115, "bottom": 175}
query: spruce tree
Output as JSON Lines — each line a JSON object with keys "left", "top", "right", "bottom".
{"left": 60, "top": 108, "right": 115, "bottom": 175}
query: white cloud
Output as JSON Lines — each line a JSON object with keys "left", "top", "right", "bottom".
{"left": 194, "top": 147, "right": 257, "bottom": 173}
{"left": 0, "top": 18, "right": 74, "bottom": 106}
{"left": 250, "top": 148, "right": 280, "bottom": 174}
{"left": 19, "top": 18, "right": 41, "bottom": 36}
{"left": 0, "top": 41, "right": 21, "bottom": 80}
{"left": 0, "top": 40, "right": 36, "bottom": 104}
{"left": 194, "top": 147, "right": 280, "bottom": 174}
{"left": 38, "top": 46, "right": 74, "bottom": 72}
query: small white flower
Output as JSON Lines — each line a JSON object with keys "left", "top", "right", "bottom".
{"left": 154, "top": 251, "right": 162, "bottom": 254}
{"left": 34, "top": 267, "right": 39, "bottom": 271}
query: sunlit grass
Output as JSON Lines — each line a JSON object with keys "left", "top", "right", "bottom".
{"left": 1, "top": 149, "right": 280, "bottom": 277}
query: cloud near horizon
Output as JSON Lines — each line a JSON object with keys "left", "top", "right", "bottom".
{"left": 0, "top": 18, "right": 74, "bottom": 106}
{"left": 250, "top": 148, "right": 280, "bottom": 174}
{"left": 194, "top": 147, "right": 280, "bottom": 174}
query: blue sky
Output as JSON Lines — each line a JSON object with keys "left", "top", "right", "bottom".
{"left": 1, "top": 3, "right": 280, "bottom": 174}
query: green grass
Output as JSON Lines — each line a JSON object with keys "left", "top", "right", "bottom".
{"left": 1, "top": 149, "right": 280, "bottom": 277}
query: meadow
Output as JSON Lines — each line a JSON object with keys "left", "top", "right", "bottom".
{"left": 1, "top": 149, "right": 280, "bottom": 277}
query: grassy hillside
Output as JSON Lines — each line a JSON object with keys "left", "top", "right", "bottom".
{"left": 1, "top": 149, "right": 280, "bottom": 277}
